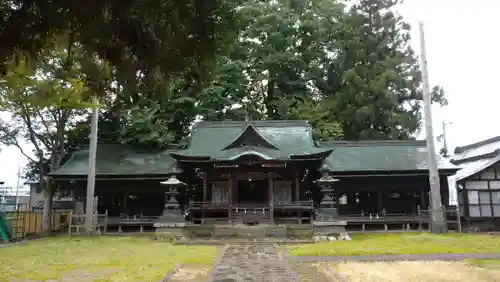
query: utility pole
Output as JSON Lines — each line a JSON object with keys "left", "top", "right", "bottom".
{"left": 419, "top": 22, "right": 446, "bottom": 233}
{"left": 440, "top": 121, "right": 453, "bottom": 157}
{"left": 442, "top": 121, "right": 448, "bottom": 153}
{"left": 85, "top": 96, "right": 99, "bottom": 234}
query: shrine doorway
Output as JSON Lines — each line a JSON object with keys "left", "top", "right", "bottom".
{"left": 237, "top": 180, "right": 268, "bottom": 204}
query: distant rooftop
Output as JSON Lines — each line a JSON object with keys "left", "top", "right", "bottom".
{"left": 452, "top": 136, "right": 500, "bottom": 165}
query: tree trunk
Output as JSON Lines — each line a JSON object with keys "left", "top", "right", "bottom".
{"left": 265, "top": 78, "right": 279, "bottom": 119}
{"left": 41, "top": 185, "right": 55, "bottom": 236}
{"left": 38, "top": 159, "right": 53, "bottom": 237}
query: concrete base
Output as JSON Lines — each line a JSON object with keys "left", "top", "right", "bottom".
{"left": 286, "top": 224, "right": 314, "bottom": 239}
{"left": 154, "top": 222, "right": 352, "bottom": 241}
{"left": 154, "top": 222, "right": 186, "bottom": 240}
{"left": 313, "top": 220, "right": 351, "bottom": 241}
{"left": 213, "top": 224, "right": 287, "bottom": 239}
{"left": 178, "top": 224, "right": 317, "bottom": 240}
{"left": 430, "top": 221, "right": 448, "bottom": 234}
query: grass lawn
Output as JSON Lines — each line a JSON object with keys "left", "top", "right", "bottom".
{"left": 288, "top": 233, "right": 500, "bottom": 256}
{"left": 0, "top": 236, "right": 219, "bottom": 281}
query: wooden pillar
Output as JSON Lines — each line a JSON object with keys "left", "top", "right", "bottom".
{"left": 202, "top": 172, "right": 208, "bottom": 201}
{"left": 295, "top": 175, "right": 300, "bottom": 223}
{"left": 202, "top": 171, "right": 208, "bottom": 222}
{"left": 122, "top": 193, "right": 128, "bottom": 216}
{"left": 228, "top": 173, "right": 233, "bottom": 224}
{"left": 295, "top": 174, "right": 300, "bottom": 201}
{"left": 410, "top": 189, "right": 416, "bottom": 214}
{"left": 378, "top": 190, "right": 383, "bottom": 213}
{"left": 207, "top": 172, "right": 213, "bottom": 201}
{"left": 420, "top": 185, "right": 426, "bottom": 208}
{"left": 268, "top": 177, "right": 274, "bottom": 224}
{"left": 233, "top": 173, "right": 238, "bottom": 205}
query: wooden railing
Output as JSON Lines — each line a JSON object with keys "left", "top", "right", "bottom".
{"left": 105, "top": 214, "right": 158, "bottom": 225}
{"left": 189, "top": 201, "right": 230, "bottom": 210}
{"left": 187, "top": 200, "right": 315, "bottom": 224}
{"left": 68, "top": 211, "right": 108, "bottom": 236}
{"left": 274, "top": 200, "right": 314, "bottom": 210}
{"left": 337, "top": 205, "right": 462, "bottom": 232}
{"left": 232, "top": 207, "right": 270, "bottom": 224}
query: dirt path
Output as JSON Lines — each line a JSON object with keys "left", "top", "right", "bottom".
{"left": 332, "top": 261, "right": 500, "bottom": 282}
{"left": 294, "top": 253, "right": 500, "bottom": 262}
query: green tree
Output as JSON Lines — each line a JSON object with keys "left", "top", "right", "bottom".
{"left": 206, "top": 0, "right": 447, "bottom": 140}
{"left": 0, "top": 0, "right": 239, "bottom": 83}
{"left": 313, "top": 0, "right": 447, "bottom": 140}
{"left": 284, "top": 98, "right": 343, "bottom": 141}
{"left": 0, "top": 39, "right": 111, "bottom": 235}
{"left": 115, "top": 54, "right": 252, "bottom": 148}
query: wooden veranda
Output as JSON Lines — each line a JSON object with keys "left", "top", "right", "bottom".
{"left": 188, "top": 200, "right": 314, "bottom": 224}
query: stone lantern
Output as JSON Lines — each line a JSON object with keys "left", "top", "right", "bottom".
{"left": 312, "top": 165, "right": 349, "bottom": 242}
{"left": 158, "top": 175, "right": 185, "bottom": 223}
{"left": 315, "top": 164, "right": 339, "bottom": 221}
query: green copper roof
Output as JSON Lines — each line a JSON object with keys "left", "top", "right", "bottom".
{"left": 191, "top": 145, "right": 332, "bottom": 161}
{"left": 173, "top": 120, "right": 328, "bottom": 160}
{"left": 49, "top": 122, "right": 459, "bottom": 177}
{"left": 49, "top": 144, "right": 177, "bottom": 177}
{"left": 223, "top": 124, "right": 279, "bottom": 150}
{"left": 319, "top": 140, "right": 458, "bottom": 172}
{"left": 217, "top": 146, "right": 283, "bottom": 160}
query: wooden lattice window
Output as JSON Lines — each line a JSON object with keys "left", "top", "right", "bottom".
{"left": 212, "top": 181, "right": 229, "bottom": 204}
{"left": 273, "top": 180, "right": 292, "bottom": 204}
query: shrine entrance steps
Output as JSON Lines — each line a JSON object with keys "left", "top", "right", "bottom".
{"left": 174, "top": 223, "right": 315, "bottom": 245}
{"left": 213, "top": 224, "right": 286, "bottom": 239}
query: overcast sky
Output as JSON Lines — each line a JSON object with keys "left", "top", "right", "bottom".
{"left": 0, "top": 0, "right": 499, "bottom": 188}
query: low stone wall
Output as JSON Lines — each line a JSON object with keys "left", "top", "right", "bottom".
{"left": 313, "top": 221, "right": 351, "bottom": 241}
{"left": 213, "top": 225, "right": 287, "bottom": 238}
{"left": 287, "top": 224, "right": 313, "bottom": 239}
{"left": 153, "top": 223, "right": 186, "bottom": 240}
{"left": 154, "top": 221, "right": 352, "bottom": 241}
{"left": 183, "top": 225, "right": 214, "bottom": 238}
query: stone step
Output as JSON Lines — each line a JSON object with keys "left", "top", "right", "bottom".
{"left": 173, "top": 239, "right": 315, "bottom": 245}
{"left": 231, "top": 210, "right": 270, "bottom": 224}
{"left": 213, "top": 225, "right": 287, "bottom": 239}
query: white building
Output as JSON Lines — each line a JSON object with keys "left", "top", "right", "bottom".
{"left": 450, "top": 136, "right": 500, "bottom": 231}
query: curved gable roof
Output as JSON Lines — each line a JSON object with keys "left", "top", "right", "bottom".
{"left": 222, "top": 123, "right": 279, "bottom": 150}
{"left": 173, "top": 120, "right": 320, "bottom": 160}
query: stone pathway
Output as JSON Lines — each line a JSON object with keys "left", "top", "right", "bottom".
{"left": 209, "top": 244, "right": 300, "bottom": 282}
